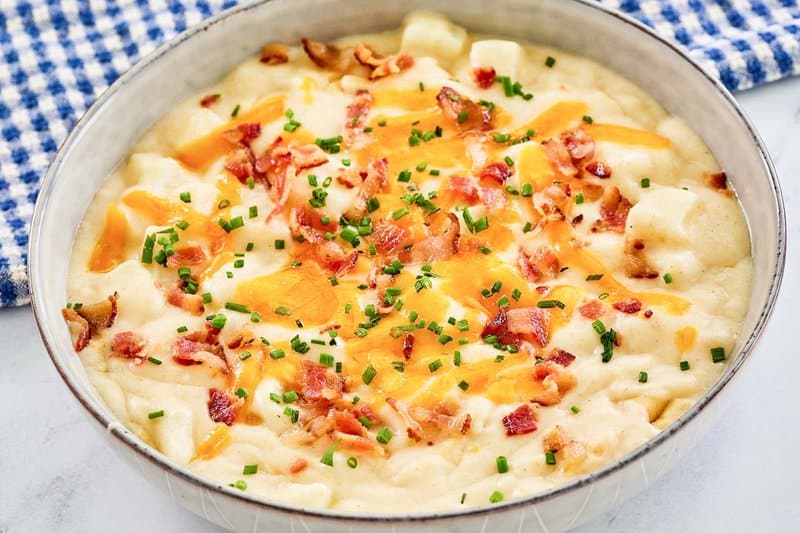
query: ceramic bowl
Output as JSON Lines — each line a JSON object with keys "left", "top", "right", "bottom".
{"left": 28, "top": 0, "right": 786, "bottom": 531}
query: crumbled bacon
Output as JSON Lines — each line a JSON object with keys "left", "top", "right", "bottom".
{"left": 402, "top": 332, "right": 414, "bottom": 359}
{"left": 613, "top": 298, "right": 643, "bottom": 314}
{"left": 300, "top": 360, "right": 345, "bottom": 406}
{"left": 585, "top": 160, "right": 612, "bottom": 178}
{"left": 532, "top": 361, "right": 577, "bottom": 406}
{"left": 110, "top": 331, "right": 146, "bottom": 360}
{"left": 208, "top": 388, "right": 237, "bottom": 426}
{"left": 199, "top": 94, "right": 220, "bottom": 107}
{"left": 481, "top": 307, "right": 522, "bottom": 347}
{"left": 705, "top": 171, "right": 728, "bottom": 190}
{"left": 547, "top": 348, "right": 576, "bottom": 367}
{"left": 502, "top": 404, "right": 538, "bottom": 436}
{"left": 480, "top": 161, "right": 512, "bottom": 185}
{"left": 562, "top": 129, "right": 595, "bottom": 162}
{"left": 62, "top": 292, "right": 119, "bottom": 352}
{"left": 592, "top": 186, "right": 631, "bottom": 233}
{"left": 353, "top": 404, "right": 379, "bottom": 425}
{"left": 289, "top": 207, "right": 358, "bottom": 274}
{"left": 257, "top": 139, "right": 328, "bottom": 222}
{"left": 446, "top": 175, "right": 505, "bottom": 209}
{"left": 62, "top": 308, "right": 91, "bottom": 352}
{"left": 288, "top": 458, "right": 308, "bottom": 474}
{"left": 578, "top": 299, "right": 604, "bottom": 319}
{"left": 343, "top": 89, "right": 373, "bottom": 148}
{"left": 542, "top": 138, "right": 577, "bottom": 176}
{"left": 644, "top": 309, "right": 653, "bottom": 318}
{"left": 333, "top": 410, "right": 366, "bottom": 436}
{"left": 623, "top": 238, "right": 659, "bottom": 279}
{"left": 371, "top": 221, "right": 407, "bottom": 255}
{"left": 436, "top": 86, "right": 493, "bottom": 131}
{"left": 347, "top": 157, "right": 388, "bottom": 217}
{"left": 166, "top": 245, "right": 207, "bottom": 269}
{"left": 387, "top": 398, "right": 471, "bottom": 442}
{"left": 165, "top": 282, "right": 205, "bottom": 316}
{"left": 506, "top": 307, "right": 550, "bottom": 348}
{"left": 301, "top": 38, "right": 354, "bottom": 72}
{"left": 472, "top": 66, "right": 496, "bottom": 88}
{"left": 519, "top": 246, "right": 560, "bottom": 283}
{"left": 543, "top": 426, "right": 587, "bottom": 470}
{"left": 224, "top": 147, "right": 256, "bottom": 182}
{"left": 408, "top": 212, "right": 460, "bottom": 264}
{"left": 170, "top": 326, "right": 227, "bottom": 371}
{"left": 354, "top": 42, "right": 415, "bottom": 79}
{"left": 223, "top": 123, "right": 262, "bottom": 145}
{"left": 260, "top": 43, "right": 289, "bottom": 65}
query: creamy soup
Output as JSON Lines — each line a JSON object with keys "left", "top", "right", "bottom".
{"left": 64, "top": 12, "right": 751, "bottom": 512}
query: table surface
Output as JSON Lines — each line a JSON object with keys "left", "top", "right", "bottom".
{"left": 2, "top": 76, "right": 799, "bottom": 533}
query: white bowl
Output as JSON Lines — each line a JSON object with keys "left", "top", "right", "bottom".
{"left": 28, "top": 0, "right": 786, "bottom": 531}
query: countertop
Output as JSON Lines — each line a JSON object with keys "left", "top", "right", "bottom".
{"left": 1, "top": 76, "right": 798, "bottom": 532}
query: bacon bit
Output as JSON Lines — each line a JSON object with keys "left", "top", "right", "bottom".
{"left": 353, "top": 404, "right": 380, "bottom": 425}
{"left": 300, "top": 360, "right": 345, "bottom": 406}
{"left": 502, "top": 404, "right": 538, "bottom": 436}
{"left": 542, "top": 138, "right": 578, "bottom": 176}
{"left": 62, "top": 292, "right": 119, "bottom": 352}
{"left": 519, "top": 245, "right": 560, "bottom": 283}
{"left": 223, "top": 123, "right": 262, "bottom": 146}
{"left": 578, "top": 299, "right": 604, "bottom": 319}
{"left": 592, "top": 186, "right": 631, "bottom": 233}
{"left": 582, "top": 183, "right": 605, "bottom": 201}
{"left": 208, "top": 388, "right": 237, "bottom": 426}
{"left": 347, "top": 157, "right": 388, "bottom": 217}
{"left": 62, "top": 308, "right": 91, "bottom": 352}
{"left": 507, "top": 307, "right": 550, "bottom": 348}
{"left": 472, "top": 66, "right": 496, "bottom": 88}
{"left": 613, "top": 298, "right": 642, "bottom": 314}
{"left": 705, "top": 171, "right": 728, "bottom": 190}
{"left": 166, "top": 245, "right": 207, "bottom": 269}
{"left": 644, "top": 309, "right": 653, "bottom": 318}
{"left": 224, "top": 147, "right": 256, "bottom": 182}
{"left": 481, "top": 307, "right": 522, "bottom": 347}
{"left": 547, "top": 348, "right": 576, "bottom": 367}
{"left": 585, "top": 160, "right": 612, "bottom": 178}
{"left": 480, "top": 161, "right": 512, "bottom": 185}
{"left": 371, "top": 221, "right": 407, "bottom": 255}
{"left": 333, "top": 410, "right": 366, "bottom": 436}
{"left": 343, "top": 89, "right": 373, "bottom": 148}
{"left": 289, "top": 208, "right": 358, "bottom": 274}
{"left": 171, "top": 326, "right": 226, "bottom": 371}
{"left": 543, "top": 426, "right": 587, "bottom": 471}
{"left": 446, "top": 175, "right": 505, "bottom": 209}
{"left": 402, "top": 332, "right": 415, "bottom": 360}
{"left": 110, "top": 331, "right": 146, "bottom": 360}
{"left": 260, "top": 43, "right": 289, "bottom": 65}
{"left": 436, "top": 86, "right": 493, "bottom": 131}
{"left": 623, "top": 238, "right": 659, "bottom": 279}
{"left": 532, "top": 361, "right": 577, "bottom": 406}
{"left": 387, "top": 398, "right": 471, "bottom": 442}
{"left": 562, "top": 129, "right": 595, "bottom": 162}
{"left": 288, "top": 458, "right": 308, "bottom": 474}
{"left": 571, "top": 214, "right": 584, "bottom": 225}
{"left": 165, "top": 282, "right": 205, "bottom": 316}
{"left": 354, "top": 42, "right": 415, "bottom": 79}
{"left": 337, "top": 433, "right": 387, "bottom": 455}
{"left": 257, "top": 139, "right": 327, "bottom": 222}
{"left": 199, "top": 94, "right": 220, "bottom": 107}
{"left": 301, "top": 38, "right": 354, "bottom": 72}
{"left": 408, "top": 212, "right": 460, "bottom": 264}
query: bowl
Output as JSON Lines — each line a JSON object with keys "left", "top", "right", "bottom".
{"left": 28, "top": 0, "right": 786, "bottom": 531}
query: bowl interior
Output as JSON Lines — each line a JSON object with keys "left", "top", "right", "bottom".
{"left": 29, "top": 0, "right": 784, "bottom": 522}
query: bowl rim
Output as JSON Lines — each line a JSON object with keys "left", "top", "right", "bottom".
{"left": 28, "top": 0, "right": 786, "bottom": 524}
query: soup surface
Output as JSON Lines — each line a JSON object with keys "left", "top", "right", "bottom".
{"left": 64, "top": 12, "right": 751, "bottom": 511}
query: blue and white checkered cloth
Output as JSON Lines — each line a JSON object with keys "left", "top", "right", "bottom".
{"left": 1, "top": 1, "right": 798, "bottom": 307}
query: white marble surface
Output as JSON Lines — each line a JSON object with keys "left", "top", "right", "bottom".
{"left": 1, "top": 76, "right": 798, "bottom": 532}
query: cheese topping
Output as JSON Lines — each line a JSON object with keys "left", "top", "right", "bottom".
{"left": 65, "top": 13, "right": 751, "bottom": 512}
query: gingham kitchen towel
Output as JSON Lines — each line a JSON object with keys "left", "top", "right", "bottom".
{"left": 1, "top": 1, "right": 798, "bottom": 307}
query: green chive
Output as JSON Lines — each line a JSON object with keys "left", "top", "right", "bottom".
{"left": 148, "top": 410, "right": 164, "bottom": 420}
{"left": 582, "top": 115, "right": 593, "bottom": 124}
{"left": 225, "top": 302, "right": 251, "bottom": 314}
{"left": 147, "top": 356, "right": 162, "bottom": 365}
{"left": 398, "top": 170, "right": 412, "bottom": 183}
{"left": 274, "top": 306, "right": 292, "bottom": 316}
{"left": 663, "top": 272, "right": 673, "bottom": 284}
{"left": 545, "top": 450, "right": 556, "bottom": 465}
{"left": 571, "top": 405, "right": 580, "bottom": 414}
{"left": 545, "top": 56, "right": 556, "bottom": 68}
{"left": 376, "top": 427, "right": 393, "bottom": 444}
{"left": 586, "top": 274, "right": 603, "bottom": 281}
{"left": 243, "top": 464, "right": 258, "bottom": 475}
{"left": 537, "top": 299, "right": 565, "bottom": 309}
{"left": 680, "top": 360, "right": 690, "bottom": 371}
{"left": 638, "top": 371, "right": 648, "bottom": 383}
{"left": 179, "top": 192, "right": 191, "bottom": 203}
{"left": 282, "top": 391, "right": 298, "bottom": 403}
{"left": 231, "top": 104, "right": 240, "bottom": 117}
{"left": 428, "top": 359, "right": 443, "bottom": 373}
{"left": 711, "top": 346, "right": 726, "bottom": 363}
{"left": 347, "top": 456, "right": 358, "bottom": 469}
{"left": 362, "top": 364, "right": 377, "bottom": 385}
{"left": 235, "top": 387, "right": 248, "bottom": 399}
{"left": 489, "top": 491, "right": 504, "bottom": 504}
{"left": 641, "top": 177, "right": 651, "bottom": 188}
{"left": 496, "top": 456, "right": 509, "bottom": 473}
{"left": 575, "top": 193, "right": 585, "bottom": 204}
{"left": 269, "top": 349, "right": 285, "bottom": 360}
{"left": 458, "top": 380, "right": 470, "bottom": 391}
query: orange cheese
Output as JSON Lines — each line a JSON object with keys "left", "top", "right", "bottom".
{"left": 88, "top": 204, "right": 128, "bottom": 272}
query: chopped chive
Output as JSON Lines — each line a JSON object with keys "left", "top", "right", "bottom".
{"left": 243, "top": 464, "right": 258, "bottom": 475}
{"left": 711, "top": 346, "right": 726, "bottom": 363}
{"left": 148, "top": 410, "right": 164, "bottom": 420}
{"left": 537, "top": 299, "right": 565, "bottom": 309}
{"left": 209, "top": 314, "right": 227, "bottom": 329}
{"left": 680, "top": 360, "right": 690, "bottom": 371}
{"left": 663, "top": 272, "right": 673, "bottom": 284}
{"left": 147, "top": 356, "right": 162, "bottom": 365}
{"left": 511, "top": 288, "right": 522, "bottom": 301}
{"left": 274, "top": 306, "right": 292, "bottom": 316}
{"left": 493, "top": 133, "right": 510, "bottom": 143}
{"left": 248, "top": 205, "right": 258, "bottom": 219}
{"left": 570, "top": 405, "right": 581, "bottom": 414}
{"left": 231, "top": 104, "right": 240, "bottom": 117}
{"left": 392, "top": 207, "right": 410, "bottom": 220}
{"left": 545, "top": 56, "right": 556, "bottom": 68}
{"left": 453, "top": 351, "right": 462, "bottom": 366}
{"left": 246, "top": 177, "right": 255, "bottom": 189}
{"left": 521, "top": 183, "right": 533, "bottom": 197}
{"left": 179, "top": 192, "right": 191, "bottom": 203}
{"left": 489, "top": 491, "right": 504, "bottom": 504}
{"left": 347, "top": 456, "right": 358, "bottom": 469}
{"left": 366, "top": 197, "right": 380, "bottom": 212}
{"left": 545, "top": 450, "right": 556, "bottom": 465}
{"left": 176, "top": 325, "right": 188, "bottom": 333}
{"left": 269, "top": 349, "right": 285, "bottom": 360}
{"left": 497, "top": 295, "right": 510, "bottom": 308}
{"left": 376, "top": 427, "right": 393, "bottom": 444}
{"left": 239, "top": 351, "right": 252, "bottom": 361}
{"left": 586, "top": 274, "right": 603, "bottom": 281}
{"left": 496, "top": 456, "right": 509, "bottom": 473}
{"left": 458, "top": 111, "right": 469, "bottom": 123}
{"left": 283, "top": 407, "right": 299, "bottom": 423}
{"left": 458, "top": 380, "right": 470, "bottom": 391}
{"left": 638, "top": 371, "right": 648, "bottom": 383}
{"left": 233, "top": 259, "right": 244, "bottom": 268}
{"left": 592, "top": 319, "right": 606, "bottom": 334}
{"left": 429, "top": 168, "right": 440, "bottom": 176}
{"left": 235, "top": 387, "right": 248, "bottom": 399}
{"left": 230, "top": 480, "right": 247, "bottom": 491}
{"left": 582, "top": 115, "right": 593, "bottom": 124}
{"left": 641, "top": 177, "right": 651, "bottom": 188}
{"left": 282, "top": 391, "right": 298, "bottom": 403}
{"left": 225, "top": 302, "right": 251, "bottom": 313}
{"left": 397, "top": 169, "right": 412, "bottom": 183}
{"left": 428, "top": 359, "right": 443, "bottom": 373}
{"left": 319, "top": 353, "right": 334, "bottom": 367}
{"left": 362, "top": 364, "right": 377, "bottom": 385}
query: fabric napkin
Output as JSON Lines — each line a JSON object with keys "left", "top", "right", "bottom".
{"left": 1, "top": 0, "right": 798, "bottom": 307}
